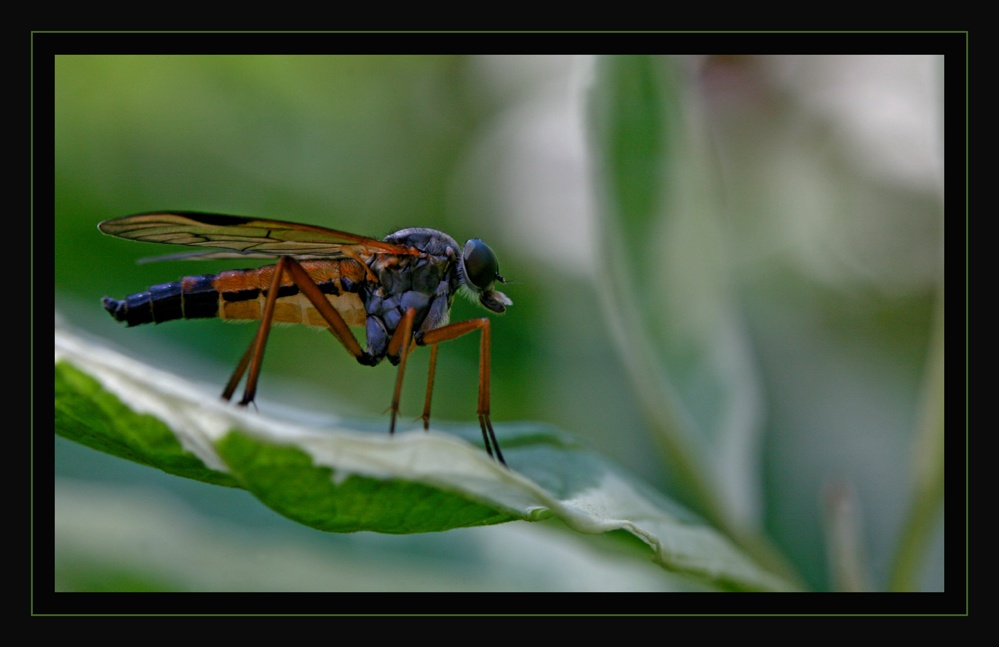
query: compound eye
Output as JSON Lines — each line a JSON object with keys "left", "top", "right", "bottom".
{"left": 463, "top": 239, "right": 500, "bottom": 290}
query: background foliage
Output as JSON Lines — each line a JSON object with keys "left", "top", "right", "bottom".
{"left": 53, "top": 53, "right": 946, "bottom": 594}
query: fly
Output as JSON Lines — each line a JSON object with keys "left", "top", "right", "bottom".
{"left": 99, "top": 211, "right": 513, "bottom": 466}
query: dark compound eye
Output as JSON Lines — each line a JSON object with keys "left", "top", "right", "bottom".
{"left": 462, "top": 239, "right": 500, "bottom": 290}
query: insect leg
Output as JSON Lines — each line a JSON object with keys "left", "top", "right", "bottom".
{"left": 384, "top": 307, "right": 417, "bottom": 435}
{"left": 223, "top": 255, "right": 373, "bottom": 407}
{"left": 419, "top": 344, "right": 440, "bottom": 430}
{"left": 223, "top": 255, "right": 290, "bottom": 407}
{"left": 416, "top": 319, "right": 506, "bottom": 467}
{"left": 221, "top": 342, "right": 254, "bottom": 402}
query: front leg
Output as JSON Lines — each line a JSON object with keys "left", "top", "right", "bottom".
{"left": 416, "top": 318, "right": 506, "bottom": 467}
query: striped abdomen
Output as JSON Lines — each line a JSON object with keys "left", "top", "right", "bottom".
{"left": 102, "top": 259, "right": 369, "bottom": 328}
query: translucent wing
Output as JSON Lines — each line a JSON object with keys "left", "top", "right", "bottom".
{"left": 98, "top": 211, "right": 417, "bottom": 260}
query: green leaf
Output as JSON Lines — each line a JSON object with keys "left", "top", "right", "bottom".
{"left": 215, "top": 433, "right": 516, "bottom": 533}
{"left": 56, "top": 358, "right": 239, "bottom": 488}
{"left": 54, "top": 325, "right": 797, "bottom": 591}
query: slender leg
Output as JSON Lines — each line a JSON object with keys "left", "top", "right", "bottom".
{"left": 223, "top": 255, "right": 371, "bottom": 407}
{"left": 222, "top": 256, "right": 289, "bottom": 406}
{"left": 221, "top": 341, "right": 254, "bottom": 402}
{"left": 417, "top": 318, "right": 507, "bottom": 467}
{"left": 384, "top": 307, "right": 417, "bottom": 435}
{"left": 420, "top": 344, "right": 440, "bottom": 430}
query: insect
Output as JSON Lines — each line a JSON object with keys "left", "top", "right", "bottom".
{"left": 99, "top": 211, "right": 513, "bottom": 466}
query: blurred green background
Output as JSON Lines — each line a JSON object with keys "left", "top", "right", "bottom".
{"left": 53, "top": 54, "right": 945, "bottom": 593}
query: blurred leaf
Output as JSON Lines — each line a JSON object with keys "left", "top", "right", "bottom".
{"left": 54, "top": 324, "right": 797, "bottom": 591}
{"left": 586, "top": 55, "right": 764, "bottom": 530}
{"left": 888, "top": 296, "right": 945, "bottom": 591}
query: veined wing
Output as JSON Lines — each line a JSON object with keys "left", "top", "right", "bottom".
{"left": 98, "top": 211, "right": 417, "bottom": 260}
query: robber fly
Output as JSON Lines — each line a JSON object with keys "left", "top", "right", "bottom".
{"left": 99, "top": 212, "right": 513, "bottom": 465}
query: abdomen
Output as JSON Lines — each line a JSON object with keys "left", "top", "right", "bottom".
{"left": 102, "top": 260, "right": 368, "bottom": 328}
